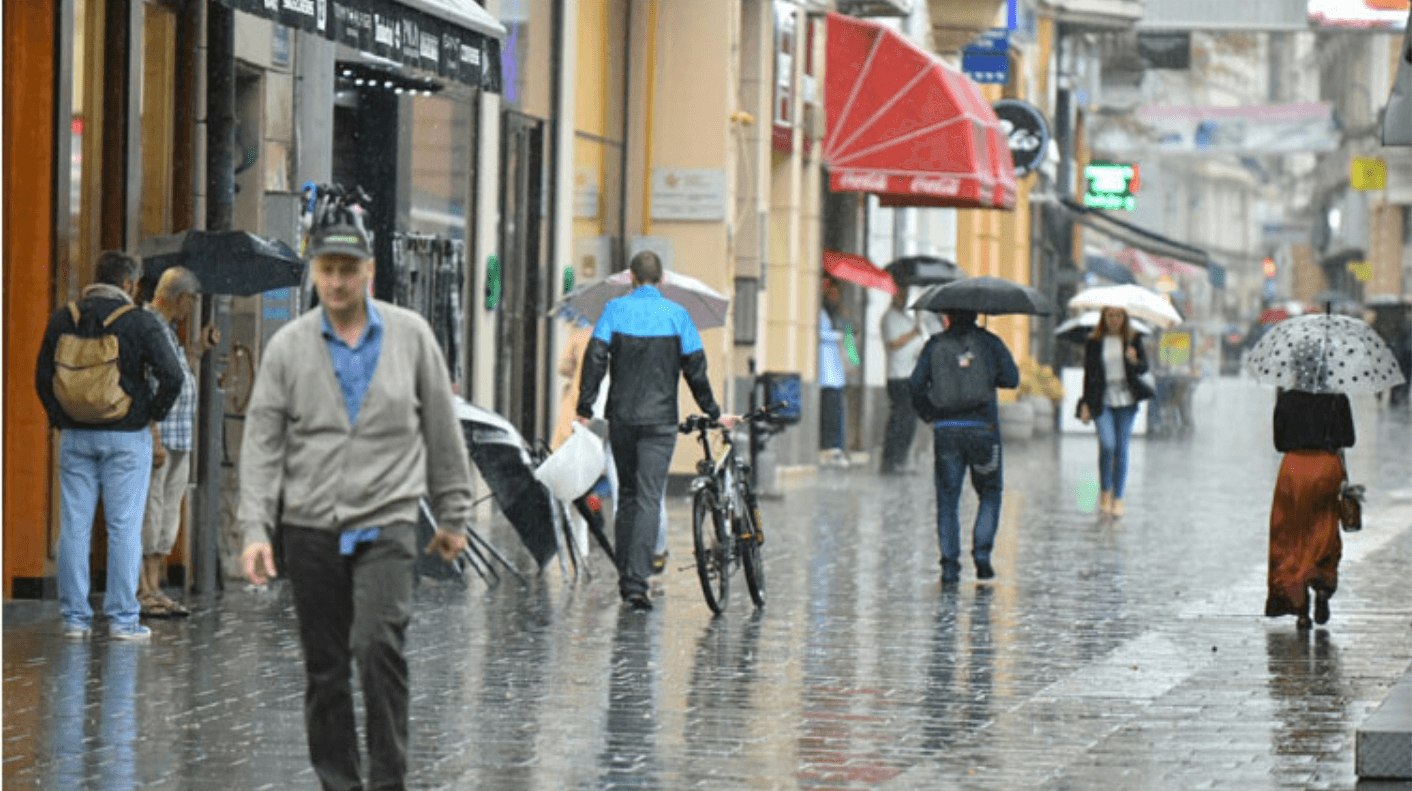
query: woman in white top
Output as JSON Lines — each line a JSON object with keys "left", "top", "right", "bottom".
{"left": 1076, "top": 307, "right": 1155, "bottom": 516}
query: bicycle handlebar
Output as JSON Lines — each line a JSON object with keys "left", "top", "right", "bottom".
{"left": 677, "top": 402, "right": 790, "bottom": 435}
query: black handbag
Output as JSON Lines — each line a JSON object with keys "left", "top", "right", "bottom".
{"left": 1338, "top": 452, "right": 1364, "bottom": 532}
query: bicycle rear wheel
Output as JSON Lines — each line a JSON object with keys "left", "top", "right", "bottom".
{"left": 737, "top": 487, "right": 766, "bottom": 607}
{"left": 692, "top": 488, "right": 729, "bottom": 614}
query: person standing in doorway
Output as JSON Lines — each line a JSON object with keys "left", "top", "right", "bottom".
{"left": 909, "top": 310, "right": 1019, "bottom": 584}
{"left": 819, "top": 275, "right": 848, "bottom": 467}
{"left": 880, "top": 277, "right": 939, "bottom": 474}
{"left": 576, "top": 251, "right": 735, "bottom": 611}
{"left": 1077, "top": 306, "right": 1155, "bottom": 517}
{"left": 35, "top": 250, "right": 184, "bottom": 640}
{"left": 238, "top": 217, "right": 473, "bottom": 791}
{"left": 137, "top": 266, "right": 218, "bottom": 619}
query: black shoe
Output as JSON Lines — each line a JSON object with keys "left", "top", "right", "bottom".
{"left": 651, "top": 552, "right": 668, "bottom": 575}
{"left": 1296, "top": 614, "right": 1312, "bottom": 630}
{"left": 975, "top": 560, "right": 995, "bottom": 580}
{"left": 1314, "top": 591, "right": 1330, "bottom": 625}
{"left": 626, "top": 592, "right": 653, "bottom": 611}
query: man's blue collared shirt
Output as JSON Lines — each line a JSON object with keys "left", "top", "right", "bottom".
{"left": 321, "top": 301, "right": 383, "bottom": 427}
{"left": 322, "top": 302, "right": 383, "bottom": 551}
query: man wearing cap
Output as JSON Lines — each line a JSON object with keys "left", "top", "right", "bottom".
{"left": 238, "top": 217, "right": 472, "bottom": 791}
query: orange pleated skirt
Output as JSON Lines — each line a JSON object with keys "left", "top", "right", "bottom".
{"left": 1266, "top": 450, "right": 1343, "bottom": 619}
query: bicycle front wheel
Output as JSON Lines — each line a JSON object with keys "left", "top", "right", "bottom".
{"left": 737, "top": 488, "right": 766, "bottom": 608}
{"left": 692, "top": 488, "right": 729, "bottom": 614}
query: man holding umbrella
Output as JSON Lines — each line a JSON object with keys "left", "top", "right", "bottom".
{"left": 238, "top": 216, "right": 472, "bottom": 790}
{"left": 576, "top": 251, "right": 736, "bottom": 611}
{"left": 908, "top": 277, "right": 1044, "bottom": 583}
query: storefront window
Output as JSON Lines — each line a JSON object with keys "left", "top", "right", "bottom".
{"left": 403, "top": 92, "right": 477, "bottom": 239}
{"left": 572, "top": 0, "right": 627, "bottom": 278}
{"left": 500, "top": 0, "right": 555, "bottom": 120}
{"left": 65, "top": 0, "right": 98, "bottom": 298}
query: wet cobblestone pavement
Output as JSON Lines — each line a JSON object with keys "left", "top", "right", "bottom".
{"left": 5, "top": 378, "right": 1411, "bottom": 790}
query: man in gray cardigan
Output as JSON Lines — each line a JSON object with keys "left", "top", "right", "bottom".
{"left": 238, "top": 219, "right": 471, "bottom": 791}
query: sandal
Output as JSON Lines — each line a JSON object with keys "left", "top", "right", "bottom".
{"left": 159, "top": 595, "right": 190, "bottom": 617}
{"left": 139, "top": 592, "right": 172, "bottom": 619}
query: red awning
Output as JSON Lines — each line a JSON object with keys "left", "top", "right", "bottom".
{"left": 823, "top": 12, "right": 1017, "bottom": 211}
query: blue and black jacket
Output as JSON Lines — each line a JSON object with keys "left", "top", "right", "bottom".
{"left": 577, "top": 285, "right": 720, "bottom": 426}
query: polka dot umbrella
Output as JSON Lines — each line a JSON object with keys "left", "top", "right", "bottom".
{"left": 1244, "top": 312, "right": 1407, "bottom": 394}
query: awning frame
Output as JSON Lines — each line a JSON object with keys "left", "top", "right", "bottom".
{"left": 1061, "top": 197, "right": 1210, "bottom": 267}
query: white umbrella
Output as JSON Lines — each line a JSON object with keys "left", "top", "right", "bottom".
{"left": 1068, "top": 284, "right": 1184, "bottom": 330}
{"left": 556, "top": 270, "right": 730, "bottom": 329}
{"left": 1053, "top": 311, "right": 1154, "bottom": 343}
{"left": 1244, "top": 313, "right": 1406, "bottom": 395}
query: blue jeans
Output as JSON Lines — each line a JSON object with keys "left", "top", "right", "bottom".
{"left": 1094, "top": 404, "right": 1139, "bottom": 499}
{"left": 58, "top": 429, "right": 152, "bottom": 629}
{"left": 932, "top": 424, "right": 1003, "bottom": 578}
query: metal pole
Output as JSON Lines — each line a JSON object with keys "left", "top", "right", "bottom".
{"left": 194, "top": 1, "right": 235, "bottom": 594}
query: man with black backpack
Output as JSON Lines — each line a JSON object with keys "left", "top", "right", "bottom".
{"left": 908, "top": 310, "right": 1019, "bottom": 584}
{"left": 35, "top": 250, "right": 184, "bottom": 640}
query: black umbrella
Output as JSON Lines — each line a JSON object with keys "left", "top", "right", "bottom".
{"left": 886, "top": 255, "right": 965, "bottom": 287}
{"left": 910, "top": 276, "right": 1056, "bottom": 316}
{"left": 456, "top": 400, "right": 561, "bottom": 569}
{"left": 137, "top": 230, "right": 304, "bottom": 296}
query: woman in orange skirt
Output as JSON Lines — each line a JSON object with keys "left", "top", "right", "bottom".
{"left": 1267, "top": 389, "right": 1354, "bottom": 629}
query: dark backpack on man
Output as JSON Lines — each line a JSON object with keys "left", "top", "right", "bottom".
{"left": 926, "top": 330, "right": 995, "bottom": 418}
{"left": 52, "top": 302, "right": 137, "bottom": 424}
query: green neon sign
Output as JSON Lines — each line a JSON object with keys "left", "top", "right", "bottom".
{"left": 1083, "top": 162, "right": 1138, "bottom": 211}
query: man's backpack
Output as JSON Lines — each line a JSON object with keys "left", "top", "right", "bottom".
{"left": 53, "top": 302, "right": 137, "bottom": 424}
{"left": 927, "top": 330, "right": 995, "bottom": 418}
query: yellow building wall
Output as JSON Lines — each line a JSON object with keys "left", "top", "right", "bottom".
{"left": 573, "top": 0, "right": 611, "bottom": 241}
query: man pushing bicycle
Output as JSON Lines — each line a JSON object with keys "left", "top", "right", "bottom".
{"left": 575, "top": 251, "right": 736, "bottom": 611}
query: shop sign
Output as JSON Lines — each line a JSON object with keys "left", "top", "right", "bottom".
{"left": 1351, "top": 157, "right": 1387, "bottom": 191}
{"left": 992, "top": 99, "right": 1049, "bottom": 176}
{"left": 216, "top": 0, "right": 503, "bottom": 92}
{"left": 651, "top": 168, "right": 727, "bottom": 222}
{"left": 962, "top": 28, "right": 1009, "bottom": 85}
{"left": 1083, "top": 162, "right": 1139, "bottom": 211}
{"left": 573, "top": 167, "right": 600, "bottom": 220}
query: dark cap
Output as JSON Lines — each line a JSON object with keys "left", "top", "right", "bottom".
{"left": 306, "top": 222, "right": 372, "bottom": 260}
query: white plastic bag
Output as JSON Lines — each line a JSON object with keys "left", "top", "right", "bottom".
{"left": 534, "top": 422, "right": 607, "bottom": 503}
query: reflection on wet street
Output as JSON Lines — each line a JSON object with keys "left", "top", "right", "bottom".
{"left": 4, "top": 379, "right": 1410, "bottom": 790}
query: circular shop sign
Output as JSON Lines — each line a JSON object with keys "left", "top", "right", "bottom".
{"left": 992, "top": 99, "right": 1050, "bottom": 177}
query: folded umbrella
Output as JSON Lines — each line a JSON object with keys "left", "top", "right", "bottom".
{"left": 557, "top": 269, "right": 730, "bottom": 329}
{"left": 910, "top": 276, "right": 1055, "bottom": 316}
{"left": 1244, "top": 312, "right": 1406, "bottom": 395}
{"left": 1068, "top": 284, "right": 1183, "bottom": 330}
{"left": 824, "top": 250, "right": 897, "bottom": 294}
{"left": 137, "top": 230, "right": 304, "bottom": 296}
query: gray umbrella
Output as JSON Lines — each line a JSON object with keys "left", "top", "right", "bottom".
{"left": 910, "top": 276, "right": 1056, "bottom": 316}
{"left": 1244, "top": 313, "right": 1406, "bottom": 394}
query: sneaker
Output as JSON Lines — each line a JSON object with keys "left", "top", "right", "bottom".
{"left": 110, "top": 623, "right": 152, "bottom": 641}
{"left": 975, "top": 560, "right": 995, "bottom": 580}
{"left": 625, "top": 592, "right": 653, "bottom": 612}
{"left": 650, "top": 552, "right": 668, "bottom": 575}
{"left": 63, "top": 623, "right": 90, "bottom": 639}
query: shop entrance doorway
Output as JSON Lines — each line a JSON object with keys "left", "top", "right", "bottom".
{"left": 496, "top": 111, "right": 548, "bottom": 443}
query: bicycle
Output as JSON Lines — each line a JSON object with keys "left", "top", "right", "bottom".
{"left": 679, "top": 405, "right": 778, "bottom": 614}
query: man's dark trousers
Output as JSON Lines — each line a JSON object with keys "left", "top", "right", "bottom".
{"left": 283, "top": 522, "right": 417, "bottom": 791}
{"left": 609, "top": 423, "right": 676, "bottom": 597}
{"left": 882, "top": 378, "right": 918, "bottom": 472}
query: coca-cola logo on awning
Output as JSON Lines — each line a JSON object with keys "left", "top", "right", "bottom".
{"left": 837, "top": 171, "right": 889, "bottom": 192}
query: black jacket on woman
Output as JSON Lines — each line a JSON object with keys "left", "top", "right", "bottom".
{"left": 1273, "top": 389, "right": 1354, "bottom": 452}
{"left": 1076, "top": 334, "right": 1155, "bottom": 419}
